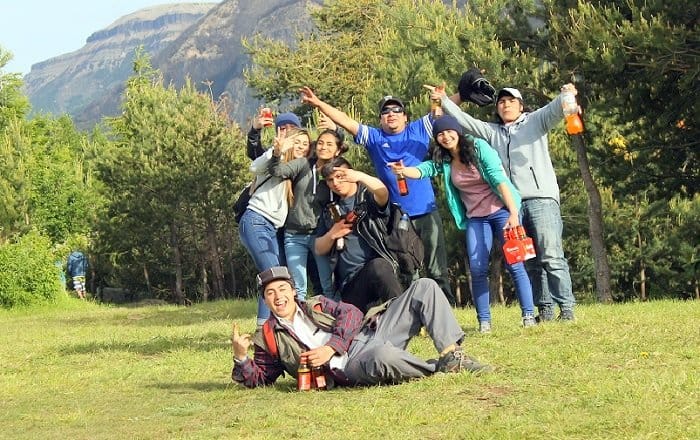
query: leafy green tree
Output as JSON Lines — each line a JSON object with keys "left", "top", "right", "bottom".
{"left": 96, "top": 52, "right": 250, "bottom": 302}
{"left": 242, "top": 0, "right": 696, "bottom": 300}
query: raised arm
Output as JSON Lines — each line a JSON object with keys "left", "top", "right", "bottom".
{"left": 300, "top": 87, "right": 360, "bottom": 137}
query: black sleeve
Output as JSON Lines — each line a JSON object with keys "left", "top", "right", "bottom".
{"left": 246, "top": 126, "right": 266, "bottom": 160}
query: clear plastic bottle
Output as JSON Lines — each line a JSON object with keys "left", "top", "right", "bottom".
{"left": 561, "top": 90, "right": 584, "bottom": 135}
{"left": 398, "top": 213, "right": 410, "bottom": 231}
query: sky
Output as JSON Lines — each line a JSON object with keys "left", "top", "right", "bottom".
{"left": 0, "top": 1, "right": 220, "bottom": 76}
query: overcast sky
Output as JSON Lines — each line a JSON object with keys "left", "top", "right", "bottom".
{"left": 0, "top": 1, "right": 220, "bottom": 76}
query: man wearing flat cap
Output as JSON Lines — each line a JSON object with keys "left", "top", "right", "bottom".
{"left": 232, "top": 266, "right": 491, "bottom": 388}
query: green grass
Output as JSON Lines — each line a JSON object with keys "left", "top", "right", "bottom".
{"left": 1, "top": 297, "right": 698, "bottom": 440}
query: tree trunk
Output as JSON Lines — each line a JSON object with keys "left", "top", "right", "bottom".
{"left": 170, "top": 222, "right": 185, "bottom": 304}
{"left": 638, "top": 228, "right": 647, "bottom": 301}
{"left": 206, "top": 219, "right": 225, "bottom": 299}
{"left": 201, "top": 263, "right": 209, "bottom": 302}
{"left": 571, "top": 134, "right": 613, "bottom": 303}
{"left": 143, "top": 263, "right": 152, "bottom": 297}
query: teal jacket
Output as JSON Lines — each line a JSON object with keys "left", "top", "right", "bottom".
{"left": 415, "top": 136, "right": 521, "bottom": 231}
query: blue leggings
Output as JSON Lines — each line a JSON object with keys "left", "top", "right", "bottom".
{"left": 466, "top": 208, "right": 535, "bottom": 322}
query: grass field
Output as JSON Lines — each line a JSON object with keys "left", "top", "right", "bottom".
{"left": 1, "top": 296, "right": 698, "bottom": 440}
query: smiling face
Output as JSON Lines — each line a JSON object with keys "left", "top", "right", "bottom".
{"left": 290, "top": 133, "right": 311, "bottom": 159}
{"left": 262, "top": 280, "right": 297, "bottom": 321}
{"left": 436, "top": 129, "right": 460, "bottom": 154}
{"left": 496, "top": 96, "right": 524, "bottom": 124}
{"left": 315, "top": 132, "right": 340, "bottom": 162}
{"left": 379, "top": 105, "right": 408, "bottom": 134}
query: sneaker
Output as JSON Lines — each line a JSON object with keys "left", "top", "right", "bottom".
{"left": 478, "top": 321, "right": 492, "bottom": 334}
{"left": 437, "top": 347, "right": 493, "bottom": 374}
{"left": 522, "top": 314, "right": 536, "bottom": 327}
{"left": 535, "top": 306, "right": 555, "bottom": 323}
{"left": 558, "top": 308, "right": 575, "bottom": 321}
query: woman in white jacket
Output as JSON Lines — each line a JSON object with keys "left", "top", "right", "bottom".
{"left": 239, "top": 128, "right": 311, "bottom": 325}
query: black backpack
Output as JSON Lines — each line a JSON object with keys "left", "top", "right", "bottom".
{"left": 384, "top": 202, "right": 424, "bottom": 278}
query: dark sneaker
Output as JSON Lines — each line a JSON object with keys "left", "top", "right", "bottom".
{"left": 535, "top": 306, "right": 555, "bottom": 323}
{"left": 522, "top": 314, "right": 536, "bottom": 327}
{"left": 478, "top": 321, "right": 492, "bottom": 334}
{"left": 558, "top": 309, "right": 575, "bottom": 321}
{"left": 437, "top": 347, "right": 493, "bottom": 374}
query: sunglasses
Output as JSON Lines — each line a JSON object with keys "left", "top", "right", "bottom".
{"left": 380, "top": 106, "right": 404, "bottom": 115}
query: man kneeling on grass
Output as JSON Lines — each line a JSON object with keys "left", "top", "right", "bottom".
{"left": 232, "top": 266, "right": 492, "bottom": 388}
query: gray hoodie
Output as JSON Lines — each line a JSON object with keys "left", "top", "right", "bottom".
{"left": 442, "top": 94, "right": 565, "bottom": 202}
{"left": 247, "top": 149, "right": 289, "bottom": 228}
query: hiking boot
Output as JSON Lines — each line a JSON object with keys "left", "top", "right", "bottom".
{"left": 478, "top": 321, "right": 492, "bottom": 334}
{"left": 522, "top": 314, "right": 536, "bottom": 327}
{"left": 535, "top": 306, "right": 555, "bottom": 323}
{"left": 558, "top": 308, "right": 575, "bottom": 321}
{"left": 437, "top": 347, "right": 493, "bottom": 374}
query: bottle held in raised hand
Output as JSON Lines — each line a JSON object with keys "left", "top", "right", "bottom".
{"left": 261, "top": 108, "right": 273, "bottom": 127}
{"left": 397, "top": 171, "right": 409, "bottom": 196}
{"left": 297, "top": 355, "right": 312, "bottom": 391}
{"left": 430, "top": 97, "right": 442, "bottom": 118}
{"left": 561, "top": 91, "right": 584, "bottom": 135}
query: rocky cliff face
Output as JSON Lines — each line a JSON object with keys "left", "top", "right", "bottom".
{"left": 24, "top": 0, "right": 322, "bottom": 129}
{"left": 23, "top": 3, "right": 217, "bottom": 127}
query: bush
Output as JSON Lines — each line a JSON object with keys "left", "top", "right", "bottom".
{"left": 0, "top": 231, "right": 65, "bottom": 308}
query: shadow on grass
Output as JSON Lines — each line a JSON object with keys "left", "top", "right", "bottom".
{"left": 151, "top": 381, "right": 233, "bottom": 392}
{"left": 59, "top": 334, "right": 229, "bottom": 356}
{"left": 57, "top": 299, "right": 258, "bottom": 328}
{"left": 150, "top": 380, "right": 296, "bottom": 393}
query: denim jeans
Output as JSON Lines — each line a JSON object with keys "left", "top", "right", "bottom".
{"left": 466, "top": 208, "right": 535, "bottom": 322}
{"left": 238, "top": 208, "right": 281, "bottom": 325}
{"left": 521, "top": 198, "right": 575, "bottom": 311}
{"left": 284, "top": 232, "right": 335, "bottom": 301}
{"left": 412, "top": 210, "right": 455, "bottom": 305}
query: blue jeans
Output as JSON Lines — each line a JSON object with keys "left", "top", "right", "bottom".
{"left": 521, "top": 198, "right": 575, "bottom": 311}
{"left": 238, "top": 209, "right": 281, "bottom": 325}
{"left": 466, "top": 208, "right": 535, "bottom": 322}
{"left": 284, "top": 232, "right": 335, "bottom": 301}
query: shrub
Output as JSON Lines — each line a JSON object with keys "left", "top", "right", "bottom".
{"left": 0, "top": 231, "right": 65, "bottom": 308}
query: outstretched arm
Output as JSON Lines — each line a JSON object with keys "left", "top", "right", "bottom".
{"left": 300, "top": 87, "right": 360, "bottom": 136}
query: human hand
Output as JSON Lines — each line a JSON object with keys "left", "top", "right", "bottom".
{"left": 299, "top": 86, "right": 321, "bottom": 107}
{"left": 331, "top": 166, "right": 362, "bottom": 183}
{"left": 273, "top": 127, "right": 292, "bottom": 156}
{"left": 232, "top": 323, "right": 251, "bottom": 360}
{"left": 317, "top": 112, "right": 337, "bottom": 131}
{"left": 560, "top": 83, "right": 577, "bottom": 96}
{"left": 423, "top": 82, "right": 446, "bottom": 101}
{"left": 504, "top": 212, "right": 521, "bottom": 230}
{"left": 253, "top": 107, "right": 273, "bottom": 130}
{"left": 386, "top": 160, "right": 405, "bottom": 175}
{"left": 301, "top": 345, "right": 336, "bottom": 367}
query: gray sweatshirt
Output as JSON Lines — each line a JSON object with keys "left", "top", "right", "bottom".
{"left": 442, "top": 94, "right": 565, "bottom": 202}
{"left": 247, "top": 149, "right": 288, "bottom": 228}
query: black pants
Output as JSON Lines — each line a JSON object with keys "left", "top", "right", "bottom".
{"left": 341, "top": 258, "right": 403, "bottom": 313}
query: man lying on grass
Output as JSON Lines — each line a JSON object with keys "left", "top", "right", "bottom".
{"left": 232, "top": 266, "right": 492, "bottom": 388}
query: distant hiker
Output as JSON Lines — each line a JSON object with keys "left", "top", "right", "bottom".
{"left": 67, "top": 250, "right": 88, "bottom": 299}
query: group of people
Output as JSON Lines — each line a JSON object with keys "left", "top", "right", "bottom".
{"left": 233, "top": 70, "right": 579, "bottom": 388}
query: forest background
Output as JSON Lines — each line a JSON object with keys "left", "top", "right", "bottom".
{"left": 0, "top": 0, "right": 697, "bottom": 308}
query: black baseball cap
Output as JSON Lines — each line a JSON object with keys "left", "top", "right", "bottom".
{"left": 377, "top": 95, "right": 405, "bottom": 112}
